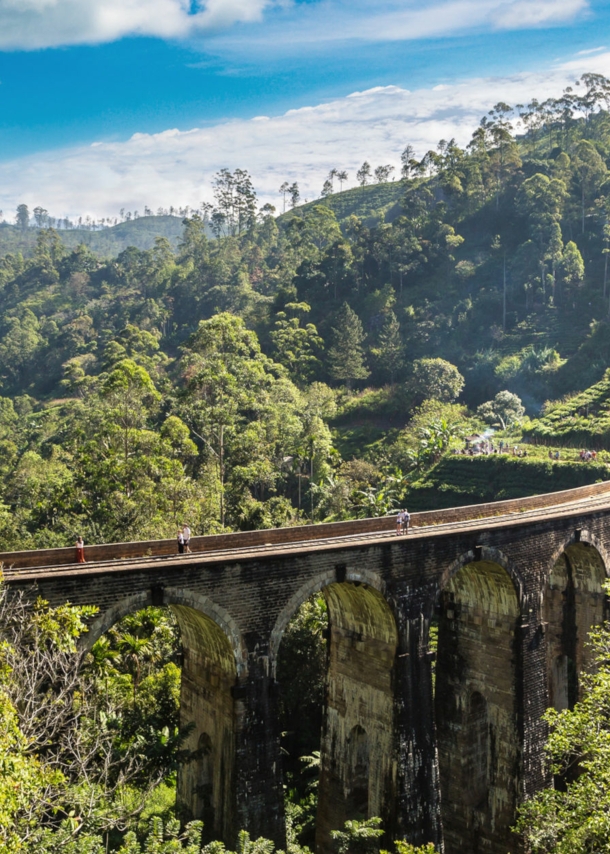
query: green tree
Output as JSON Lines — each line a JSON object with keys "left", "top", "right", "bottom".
{"left": 356, "top": 162, "right": 372, "bottom": 187}
{"left": 270, "top": 302, "right": 323, "bottom": 385}
{"left": 408, "top": 358, "right": 464, "bottom": 405}
{"left": 327, "top": 303, "right": 369, "bottom": 389}
{"left": 571, "top": 139, "right": 607, "bottom": 233}
{"left": 15, "top": 204, "right": 29, "bottom": 231}
{"left": 516, "top": 174, "right": 567, "bottom": 303}
{"left": 477, "top": 390, "right": 525, "bottom": 429}
{"left": 331, "top": 818, "right": 383, "bottom": 854}
{"left": 560, "top": 240, "right": 585, "bottom": 296}
{"left": 212, "top": 169, "right": 258, "bottom": 236}
{"left": 372, "top": 311, "right": 404, "bottom": 385}
{"left": 515, "top": 619, "right": 610, "bottom": 853}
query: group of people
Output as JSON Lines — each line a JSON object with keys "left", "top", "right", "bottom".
{"left": 547, "top": 450, "right": 561, "bottom": 460}
{"left": 177, "top": 524, "right": 191, "bottom": 554}
{"left": 395, "top": 508, "right": 411, "bottom": 535}
{"left": 579, "top": 449, "right": 598, "bottom": 462}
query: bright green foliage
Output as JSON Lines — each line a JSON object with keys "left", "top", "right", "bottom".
{"left": 371, "top": 311, "right": 404, "bottom": 385}
{"left": 515, "top": 621, "right": 610, "bottom": 853}
{"left": 0, "top": 689, "right": 61, "bottom": 854}
{"left": 270, "top": 303, "right": 323, "bottom": 385}
{"left": 0, "top": 586, "right": 98, "bottom": 851}
{"left": 477, "top": 391, "right": 525, "bottom": 430}
{"left": 404, "top": 454, "right": 609, "bottom": 511}
{"left": 202, "top": 830, "right": 276, "bottom": 854}
{"left": 408, "top": 359, "right": 465, "bottom": 406}
{"left": 330, "top": 818, "right": 384, "bottom": 854}
{"left": 393, "top": 844, "right": 437, "bottom": 854}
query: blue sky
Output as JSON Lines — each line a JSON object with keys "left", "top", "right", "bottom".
{"left": 0, "top": 0, "right": 610, "bottom": 217}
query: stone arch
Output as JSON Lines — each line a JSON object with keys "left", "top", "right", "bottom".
{"left": 80, "top": 587, "right": 244, "bottom": 844}
{"left": 543, "top": 535, "right": 607, "bottom": 709}
{"left": 435, "top": 558, "right": 520, "bottom": 854}
{"left": 437, "top": 546, "right": 524, "bottom": 609}
{"left": 546, "top": 529, "right": 610, "bottom": 578}
{"left": 269, "top": 567, "right": 387, "bottom": 669}
{"left": 83, "top": 586, "right": 247, "bottom": 676}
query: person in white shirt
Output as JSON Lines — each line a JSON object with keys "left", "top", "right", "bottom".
{"left": 182, "top": 523, "right": 191, "bottom": 553}
{"left": 396, "top": 510, "right": 404, "bottom": 536}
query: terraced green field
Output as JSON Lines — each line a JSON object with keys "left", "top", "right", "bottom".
{"left": 406, "top": 454, "right": 609, "bottom": 511}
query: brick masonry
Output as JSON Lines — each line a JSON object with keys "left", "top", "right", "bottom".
{"left": 5, "top": 485, "right": 610, "bottom": 853}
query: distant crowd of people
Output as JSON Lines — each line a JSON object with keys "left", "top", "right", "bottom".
{"left": 455, "top": 439, "right": 529, "bottom": 457}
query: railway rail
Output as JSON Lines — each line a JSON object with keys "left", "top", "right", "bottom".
{"left": 5, "top": 485, "right": 610, "bottom": 582}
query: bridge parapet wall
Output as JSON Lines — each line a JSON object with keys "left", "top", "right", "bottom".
{"left": 1, "top": 480, "right": 609, "bottom": 570}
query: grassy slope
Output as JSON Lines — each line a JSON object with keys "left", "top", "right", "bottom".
{"left": 405, "top": 454, "right": 609, "bottom": 511}
{"left": 279, "top": 181, "right": 406, "bottom": 228}
{"left": 525, "top": 368, "right": 610, "bottom": 447}
{"left": 0, "top": 216, "right": 186, "bottom": 258}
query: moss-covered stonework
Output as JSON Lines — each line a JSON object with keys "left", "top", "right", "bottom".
{"left": 316, "top": 583, "right": 398, "bottom": 854}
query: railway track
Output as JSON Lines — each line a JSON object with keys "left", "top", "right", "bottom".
{"left": 5, "top": 488, "right": 610, "bottom": 582}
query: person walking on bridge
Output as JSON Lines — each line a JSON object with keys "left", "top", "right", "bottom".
{"left": 182, "top": 523, "right": 191, "bottom": 553}
{"left": 75, "top": 535, "right": 86, "bottom": 563}
{"left": 396, "top": 510, "right": 404, "bottom": 535}
{"left": 402, "top": 508, "right": 411, "bottom": 534}
{"left": 177, "top": 528, "right": 185, "bottom": 555}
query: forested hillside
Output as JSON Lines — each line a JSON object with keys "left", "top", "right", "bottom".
{"left": 2, "top": 74, "right": 610, "bottom": 547}
{"left": 0, "top": 214, "right": 187, "bottom": 257}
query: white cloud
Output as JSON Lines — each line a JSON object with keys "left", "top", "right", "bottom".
{"left": 2, "top": 51, "right": 610, "bottom": 220}
{"left": 0, "top": 0, "right": 274, "bottom": 49}
{"left": 0, "top": 0, "right": 589, "bottom": 50}
{"left": 211, "top": 0, "right": 589, "bottom": 54}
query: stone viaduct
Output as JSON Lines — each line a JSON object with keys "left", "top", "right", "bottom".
{"left": 5, "top": 481, "right": 610, "bottom": 854}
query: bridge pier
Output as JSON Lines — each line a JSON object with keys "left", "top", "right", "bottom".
{"left": 315, "top": 582, "right": 398, "bottom": 854}
{"left": 435, "top": 558, "right": 521, "bottom": 854}
{"left": 172, "top": 604, "right": 238, "bottom": 842}
{"left": 232, "top": 659, "right": 286, "bottom": 848}
{"left": 393, "top": 595, "right": 443, "bottom": 849}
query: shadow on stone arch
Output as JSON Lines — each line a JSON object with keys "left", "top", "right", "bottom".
{"left": 544, "top": 536, "right": 607, "bottom": 711}
{"left": 274, "top": 574, "right": 397, "bottom": 854}
{"left": 84, "top": 588, "right": 242, "bottom": 846}
{"left": 435, "top": 558, "right": 521, "bottom": 854}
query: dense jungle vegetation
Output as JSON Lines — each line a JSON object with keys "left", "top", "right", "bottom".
{"left": 6, "top": 73, "right": 610, "bottom": 853}
{"left": 4, "top": 75, "right": 610, "bottom": 546}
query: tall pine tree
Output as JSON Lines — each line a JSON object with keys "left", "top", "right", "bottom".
{"left": 327, "top": 302, "right": 369, "bottom": 389}
{"left": 375, "top": 310, "right": 404, "bottom": 385}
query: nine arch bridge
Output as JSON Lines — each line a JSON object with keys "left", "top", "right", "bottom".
{"left": 4, "top": 481, "right": 610, "bottom": 854}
